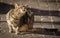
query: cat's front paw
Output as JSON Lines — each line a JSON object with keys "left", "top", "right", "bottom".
{"left": 9, "top": 30, "right": 14, "bottom": 33}
{"left": 15, "top": 31, "right": 20, "bottom": 35}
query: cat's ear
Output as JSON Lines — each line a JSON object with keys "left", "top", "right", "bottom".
{"left": 24, "top": 3, "right": 32, "bottom": 8}
{"left": 14, "top": 3, "right": 19, "bottom": 8}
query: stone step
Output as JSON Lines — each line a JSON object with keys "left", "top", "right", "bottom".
{"left": 0, "top": 14, "right": 60, "bottom": 22}
{"left": 0, "top": 14, "right": 6, "bottom": 21}
{"left": 34, "top": 15, "right": 60, "bottom": 22}
{"left": 0, "top": 0, "right": 60, "bottom": 11}
{"left": 33, "top": 23, "right": 60, "bottom": 29}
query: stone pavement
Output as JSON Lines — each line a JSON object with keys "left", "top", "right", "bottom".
{"left": 0, "top": 0, "right": 60, "bottom": 38}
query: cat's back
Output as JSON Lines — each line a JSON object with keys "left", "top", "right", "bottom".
{"left": 6, "top": 9, "right": 14, "bottom": 20}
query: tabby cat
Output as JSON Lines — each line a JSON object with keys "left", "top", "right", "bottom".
{"left": 6, "top": 3, "right": 28, "bottom": 34}
{"left": 6, "top": 3, "right": 33, "bottom": 35}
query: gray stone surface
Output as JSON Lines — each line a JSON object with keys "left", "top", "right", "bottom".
{"left": 0, "top": 22, "right": 60, "bottom": 38}
{"left": 0, "top": 0, "right": 60, "bottom": 11}
{"left": 0, "top": 0, "right": 60, "bottom": 38}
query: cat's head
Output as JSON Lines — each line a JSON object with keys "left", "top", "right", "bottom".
{"left": 14, "top": 3, "right": 29, "bottom": 14}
